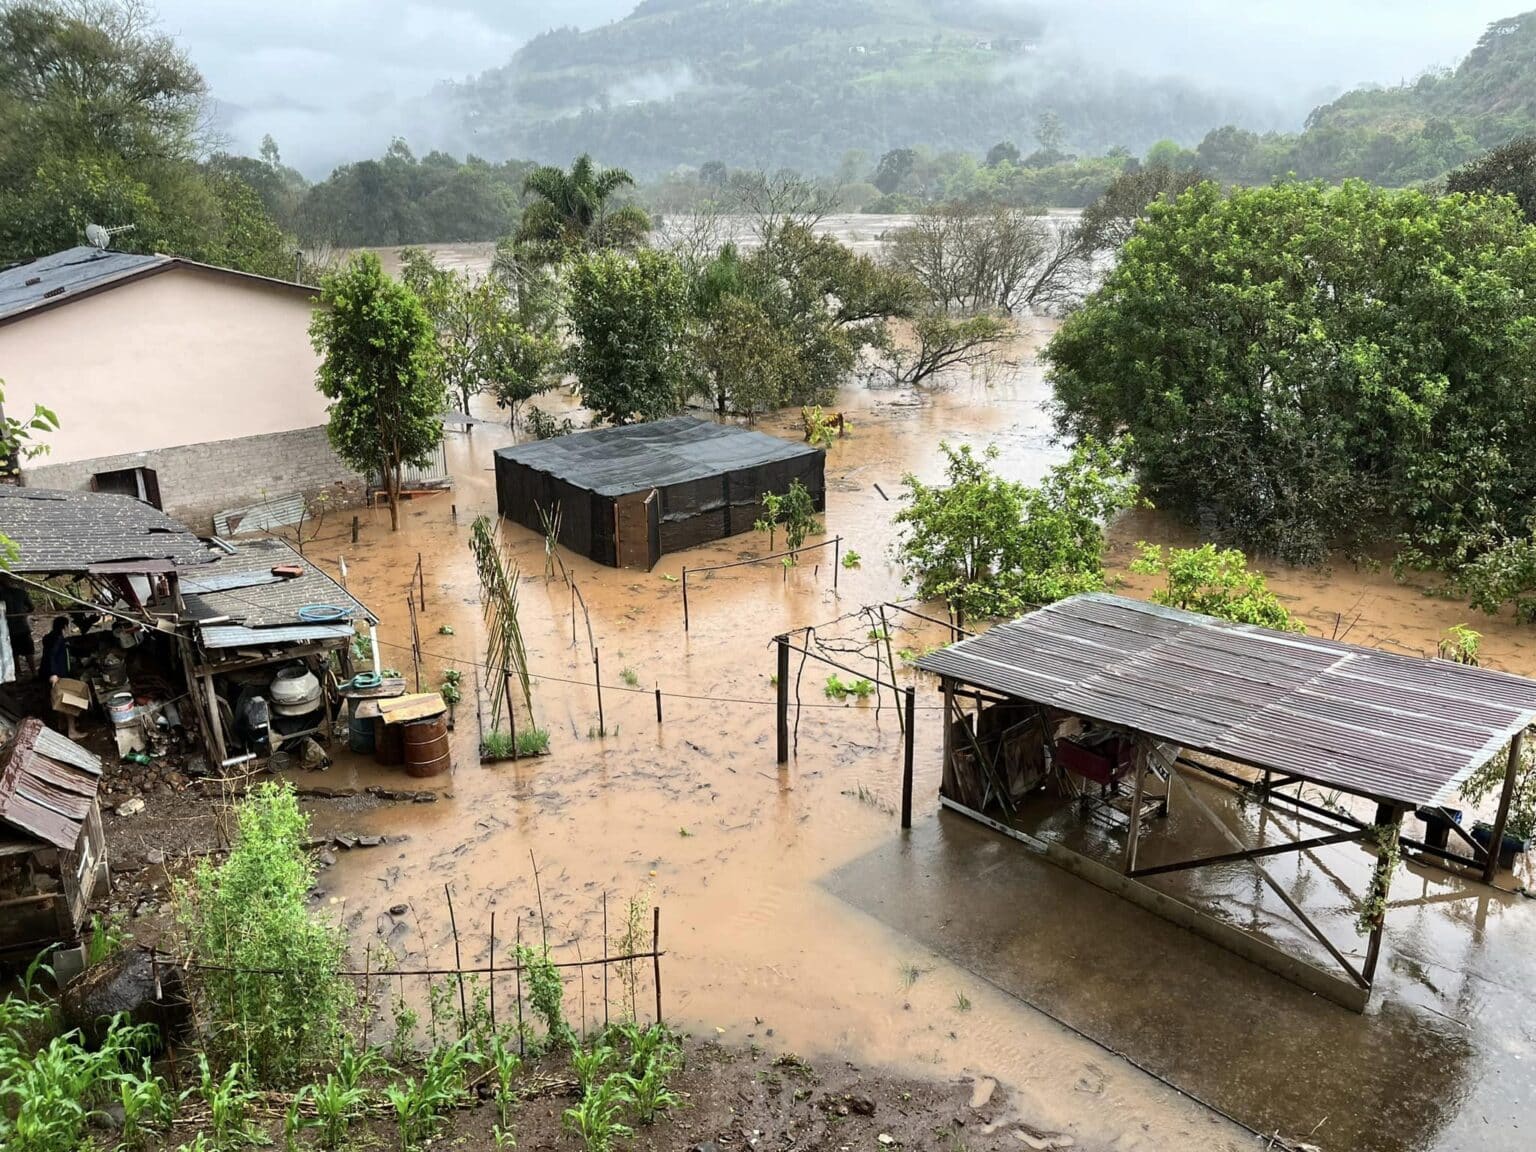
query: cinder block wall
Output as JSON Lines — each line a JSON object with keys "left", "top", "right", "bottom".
{"left": 23, "top": 425, "right": 365, "bottom": 533}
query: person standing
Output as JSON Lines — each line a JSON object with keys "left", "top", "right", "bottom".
{"left": 41, "top": 616, "right": 79, "bottom": 737}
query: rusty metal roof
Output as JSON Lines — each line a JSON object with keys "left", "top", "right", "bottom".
{"left": 0, "top": 718, "right": 102, "bottom": 850}
{"left": 917, "top": 593, "right": 1536, "bottom": 807}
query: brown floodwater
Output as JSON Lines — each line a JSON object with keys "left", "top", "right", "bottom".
{"left": 290, "top": 311, "right": 1536, "bottom": 1152}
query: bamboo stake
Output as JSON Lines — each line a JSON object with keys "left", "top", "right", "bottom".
{"left": 488, "top": 912, "right": 496, "bottom": 1031}
{"left": 593, "top": 647, "right": 605, "bottom": 735}
{"left": 602, "top": 891, "right": 610, "bottom": 1030}
{"left": 531, "top": 850, "right": 549, "bottom": 949}
{"left": 515, "top": 916, "right": 524, "bottom": 1056}
{"left": 652, "top": 906, "right": 663, "bottom": 1025}
{"left": 362, "top": 945, "right": 372, "bottom": 1048}
{"left": 445, "top": 884, "right": 468, "bottom": 1036}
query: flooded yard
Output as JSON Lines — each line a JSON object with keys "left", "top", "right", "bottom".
{"left": 290, "top": 314, "right": 1535, "bottom": 1152}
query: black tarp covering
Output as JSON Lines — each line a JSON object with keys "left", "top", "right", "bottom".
{"left": 494, "top": 417, "right": 825, "bottom": 568}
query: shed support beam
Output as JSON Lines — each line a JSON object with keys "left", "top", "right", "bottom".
{"left": 1129, "top": 829, "right": 1365, "bottom": 879}
{"left": 1482, "top": 730, "right": 1525, "bottom": 883}
{"left": 202, "top": 670, "right": 228, "bottom": 765}
{"left": 1362, "top": 807, "right": 1405, "bottom": 985}
{"left": 1121, "top": 743, "right": 1149, "bottom": 874}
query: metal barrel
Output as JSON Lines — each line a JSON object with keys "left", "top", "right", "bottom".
{"left": 401, "top": 715, "right": 451, "bottom": 778}
{"left": 348, "top": 708, "right": 376, "bottom": 754}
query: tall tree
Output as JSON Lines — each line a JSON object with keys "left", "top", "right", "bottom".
{"left": 514, "top": 153, "right": 650, "bottom": 263}
{"left": 565, "top": 248, "right": 689, "bottom": 426}
{"left": 310, "top": 254, "right": 444, "bottom": 531}
{"left": 1446, "top": 135, "right": 1536, "bottom": 225}
{"left": 1047, "top": 180, "right": 1536, "bottom": 570}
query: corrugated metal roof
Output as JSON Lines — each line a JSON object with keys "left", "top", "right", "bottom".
{"left": 917, "top": 593, "right": 1536, "bottom": 808}
{"left": 0, "top": 718, "right": 102, "bottom": 850}
{"left": 0, "top": 247, "right": 167, "bottom": 321}
{"left": 199, "top": 623, "right": 356, "bottom": 649}
{"left": 0, "top": 488, "right": 215, "bottom": 572}
{"left": 495, "top": 416, "right": 821, "bottom": 498}
{"left": 185, "top": 537, "right": 375, "bottom": 648}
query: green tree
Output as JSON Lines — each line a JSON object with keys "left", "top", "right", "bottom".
{"left": 310, "top": 253, "right": 444, "bottom": 530}
{"left": 873, "top": 148, "right": 916, "bottom": 194}
{"left": 1131, "top": 544, "right": 1302, "bottom": 631}
{"left": 1046, "top": 180, "right": 1536, "bottom": 571}
{"left": 566, "top": 248, "right": 688, "bottom": 425}
{"left": 1446, "top": 135, "right": 1536, "bottom": 225}
{"left": 894, "top": 439, "right": 1140, "bottom": 620}
{"left": 515, "top": 153, "right": 651, "bottom": 263}
{"left": 174, "top": 782, "right": 350, "bottom": 1085}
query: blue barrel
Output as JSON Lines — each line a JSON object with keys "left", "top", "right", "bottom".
{"left": 349, "top": 707, "right": 376, "bottom": 754}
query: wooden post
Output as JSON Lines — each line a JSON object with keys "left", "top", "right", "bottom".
{"left": 445, "top": 884, "right": 468, "bottom": 1036}
{"left": 514, "top": 915, "right": 525, "bottom": 1056}
{"left": 833, "top": 537, "right": 840, "bottom": 590}
{"left": 351, "top": 515, "right": 359, "bottom": 544}
{"left": 602, "top": 891, "right": 610, "bottom": 1030}
{"left": 417, "top": 552, "right": 426, "bottom": 607}
{"left": 652, "top": 906, "right": 663, "bottom": 1026}
{"left": 941, "top": 678, "right": 955, "bottom": 788}
{"left": 202, "top": 670, "right": 228, "bottom": 763}
{"left": 1121, "top": 744, "right": 1150, "bottom": 874}
{"left": 901, "top": 686, "right": 915, "bottom": 830}
{"left": 681, "top": 567, "right": 690, "bottom": 632}
{"left": 1483, "top": 730, "right": 1525, "bottom": 882}
{"left": 488, "top": 912, "right": 496, "bottom": 1031}
{"left": 1363, "top": 808, "right": 1404, "bottom": 984}
{"left": 776, "top": 635, "right": 790, "bottom": 765}
{"left": 655, "top": 685, "right": 663, "bottom": 725}
{"left": 593, "top": 647, "right": 605, "bottom": 736}
{"left": 503, "top": 671, "right": 517, "bottom": 751}
{"left": 362, "top": 945, "right": 372, "bottom": 1048}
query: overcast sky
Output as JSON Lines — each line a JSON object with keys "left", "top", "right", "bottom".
{"left": 151, "top": 0, "right": 1524, "bottom": 175}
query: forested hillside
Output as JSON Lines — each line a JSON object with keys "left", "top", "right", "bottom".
{"left": 449, "top": 0, "right": 1276, "bottom": 176}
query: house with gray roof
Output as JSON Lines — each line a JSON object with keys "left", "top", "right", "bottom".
{"left": 0, "top": 245, "right": 365, "bottom": 531}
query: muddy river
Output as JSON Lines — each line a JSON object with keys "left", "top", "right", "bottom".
{"left": 295, "top": 268, "right": 1535, "bottom": 1149}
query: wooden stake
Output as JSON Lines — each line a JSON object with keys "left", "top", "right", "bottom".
{"left": 417, "top": 552, "right": 426, "bottom": 607}
{"left": 1483, "top": 730, "right": 1525, "bottom": 882}
{"left": 681, "top": 567, "right": 690, "bottom": 632}
{"left": 362, "top": 945, "right": 372, "bottom": 1048}
{"left": 514, "top": 915, "right": 524, "bottom": 1056}
{"left": 833, "top": 536, "right": 840, "bottom": 590}
{"left": 602, "top": 891, "right": 610, "bottom": 1030}
{"left": 531, "top": 849, "right": 548, "bottom": 949}
{"left": 445, "top": 884, "right": 468, "bottom": 1036}
{"left": 776, "top": 635, "right": 790, "bottom": 765}
{"left": 593, "top": 647, "right": 605, "bottom": 735}
{"left": 652, "top": 906, "right": 663, "bottom": 1025}
{"left": 655, "top": 685, "right": 663, "bottom": 725}
{"left": 488, "top": 912, "right": 496, "bottom": 1031}
{"left": 351, "top": 515, "right": 359, "bottom": 544}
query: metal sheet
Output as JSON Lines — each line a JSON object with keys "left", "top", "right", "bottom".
{"left": 918, "top": 593, "right": 1536, "bottom": 807}
{"left": 200, "top": 623, "right": 355, "bottom": 649}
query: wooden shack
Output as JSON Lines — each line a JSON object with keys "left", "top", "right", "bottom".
{"left": 0, "top": 717, "right": 108, "bottom": 957}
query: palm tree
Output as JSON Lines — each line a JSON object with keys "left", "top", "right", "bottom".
{"left": 515, "top": 154, "right": 651, "bottom": 259}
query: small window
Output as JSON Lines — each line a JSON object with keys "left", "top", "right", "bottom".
{"left": 91, "top": 467, "right": 161, "bottom": 509}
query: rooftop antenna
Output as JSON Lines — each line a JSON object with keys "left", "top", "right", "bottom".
{"left": 84, "top": 222, "right": 136, "bottom": 251}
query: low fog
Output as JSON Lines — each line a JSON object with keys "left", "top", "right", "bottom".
{"left": 154, "top": 0, "right": 1525, "bottom": 176}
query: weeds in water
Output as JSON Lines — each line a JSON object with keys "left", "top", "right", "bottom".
{"left": 953, "top": 992, "right": 972, "bottom": 1012}
{"left": 899, "top": 961, "right": 928, "bottom": 989}
{"left": 842, "top": 549, "right": 862, "bottom": 569}
{"left": 620, "top": 666, "right": 639, "bottom": 687}
{"left": 679, "top": 826, "right": 691, "bottom": 837}
{"left": 481, "top": 730, "right": 516, "bottom": 759}
{"left": 611, "top": 887, "right": 653, "bottom": 1021}
{"left": 843, "top": 783, "right": 894, "bottom": 815}
{"left": 824, "top": 673, "right": 875, "bottom": 700}
{"left": 515, "top": 727, "right": 550, "bottom": 757}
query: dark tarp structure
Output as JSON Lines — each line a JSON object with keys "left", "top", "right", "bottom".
{"left": 494, "top": 416, "right": 825, "bottom": 569}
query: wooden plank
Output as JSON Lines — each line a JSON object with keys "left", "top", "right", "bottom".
{"left": 378, "top": 693, "right": 448, "bottom": 725}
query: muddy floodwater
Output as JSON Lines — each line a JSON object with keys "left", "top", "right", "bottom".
{"left": 291, "top": 311, "right": 1536, "bottom": 1152}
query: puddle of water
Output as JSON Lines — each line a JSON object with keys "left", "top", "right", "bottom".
{"left": 291, "top": 284, "right": 1535, "bottom": 1151}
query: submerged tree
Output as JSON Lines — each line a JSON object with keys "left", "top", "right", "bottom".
{"left": 1131, "top": 544, "right": 1302, "bottom": 631}
{"left": 566, "top": 248, "right": 689, "bottom": 425}
{"left": 310, "top": 253, "right": 443, "bottom": 530}
{"left": 894, "top": 439, "right": 1140, "bottom": 620}
{"left": 514, "top": 153, "right": 651, "bottom": 263}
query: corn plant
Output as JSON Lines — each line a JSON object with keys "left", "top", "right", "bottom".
{"left": 312, "top": 1071, "right": 368, "bottom": 1149}
{"left": 116, "top": 1059, "right": 175, "bottom": 1148}
{"left": 384, "top": 1040, "right": 474, "bottom": 1152}
{"left": 571, "top": 1043, "right": 616, "bottom": 1093}
{"left": 488, "top": 1033, "right": 522, "bottom": 1130}
{"left": 622, "top": 1058, "right": 682, "bottom": 1124}
{"left": 181, "top": 1055, "right": 259, "bottom": 1149}
{"left": 0, "top": 1011, "right": 151, "bottom": 1152}
{"left": 562, "top": 1074, "right": 633, "bottom": 1152}
{"left": 283, "top": 1085, "right": 318, "bottom": 1152}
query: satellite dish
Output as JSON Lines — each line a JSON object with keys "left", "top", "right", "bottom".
{"left": 84, "top": 222, "right": 136, "bottom": 251}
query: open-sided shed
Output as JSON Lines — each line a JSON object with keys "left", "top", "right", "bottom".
{"left": 494, "top": 416, "right": 825, "bottom": 569}
{"left": 915, "top": 593, "right": 1536, "bottom": 1009}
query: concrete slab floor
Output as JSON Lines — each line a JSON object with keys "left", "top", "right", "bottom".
{"left": 824, "top": 801, "right": 1536, "bottom": 1152}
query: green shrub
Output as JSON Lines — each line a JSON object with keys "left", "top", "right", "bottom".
{"left": 515, "top": 727, "right": 551, "bottom": 757}
{"left": 824, "top": 673, "right": 875, "bottom": 700}
{"left": 481, "top": 730, "right": 515, "bottom": 759}
{"left": 515, "top": 944, "right": 573, "bottom": 1051}
{"left": 174, "top": 782, "right": 352, "bottom": 1084}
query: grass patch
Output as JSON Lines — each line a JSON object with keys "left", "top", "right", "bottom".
{"left": 481, "top": 730, "right": 515, "bottom": 759}
{"left": 516, "top": 727, "right": 551, "bottom": 757}
{"left": 620, "top": 666, "right": 640, "bottom": 687}
{"left": 953, "top": 991, "right": 971, "bottom": 1012}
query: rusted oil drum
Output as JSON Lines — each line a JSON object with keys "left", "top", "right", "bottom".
{"left": 374, "top": 718, "right": 405, "bottom": 766}
{"left": 402, "top": 715, "right": 451, "bottom": 778}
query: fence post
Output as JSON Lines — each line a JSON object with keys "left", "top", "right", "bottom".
{"left": 652, "top": 906, "right": 663, "bottom": 1026}
{"left": 901, "top": 686, "right": 916, "bottom": 830}
{"left": 351, "top": 515, "right": 359, "bottom": 543}
{"left": 503, "top": 670, "right": 517, "bottom": 752}
{"left": 655, "top": 685, "right": 663, "bottom": 726}
{"left": 776, "top": 635, "right": 790, "bottom": 765}
{"left": 488, "top": 912, "right": 496, "bottom": 1031}
{"left": 417, "top": 552, "right": 426, "bottom": 607}
{"left": 445, "top": 884, "right": 468, "bottom": 1036}
{"left": 681, "top": 567, "right": 690, "bottom": 632}
{"left": 594, "top": 647, "right": 605, "bottom": 735}
{"left": 514, "top": 916, "right": 524, "bottom": 1057}
{"left": 602, "top": 892, "right": 610, "bottom": 1030}
{"left": 833, "top": 537, "right": 840, "bottom": 590}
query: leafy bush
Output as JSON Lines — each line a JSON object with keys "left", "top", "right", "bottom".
{"left": 515, "top": 944, "right": 574, "bottom": 1051}
{"left": 174, "top": 782, "right": 352, "bottom": 1084}
{"left": 824, "top": 674, "right": 875, "bottom": 700}
{"left": 1130, "top": 543, "right": 1302, "bottom": 631}
{"left": 895, "top": 438, "right": 1139, "bottom": 620}
{"left": 755, "top": 479, "right": 822, "bottom": 556}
